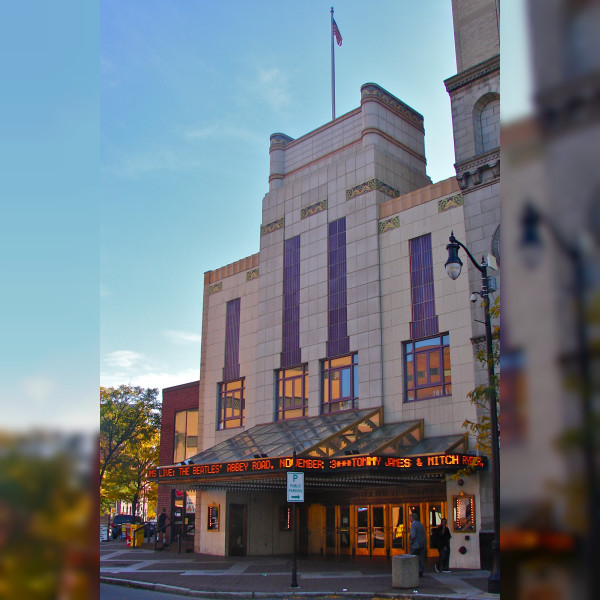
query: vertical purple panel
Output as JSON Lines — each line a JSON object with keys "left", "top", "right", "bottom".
{"left": 327, "top": 218, "right": 350, "bottom": 357}
{"left": 409, "top": 234, "right": 439, "bottom": 339}
{"left": 281, "top": 236, "right": 301, "bottom": 368}
{"left": 223, "top": 298, "right": 241, "bottom": 381}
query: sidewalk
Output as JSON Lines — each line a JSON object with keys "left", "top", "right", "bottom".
{"left": 100, "top": 539, "right": 499, "bottom": 600}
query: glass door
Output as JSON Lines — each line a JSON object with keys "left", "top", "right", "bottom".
{"left": 356, "top": 506, "right": 369, "bottom": 555}
{"left": 427, "top": 502, "right": 445, "bottom": 557}
{"left": 390, "top": 505, "right": 408, "bottom": 555}
{"left": 371, "top": 505, "right": 386, "bottom": 556}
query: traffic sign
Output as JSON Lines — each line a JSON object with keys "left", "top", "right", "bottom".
{"left": 287, "top": 471, "right": 304, "bottom": 502}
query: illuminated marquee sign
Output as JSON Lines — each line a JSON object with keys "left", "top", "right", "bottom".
{"left": 147, "top": 453, "right": 486, "bottom": 482}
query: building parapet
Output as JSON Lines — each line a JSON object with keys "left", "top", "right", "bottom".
{"left": 204, "top": 253, "right": 260, "bottom": 286}
{"left": 379, "top": 176, "right": 460, "bottom": 219}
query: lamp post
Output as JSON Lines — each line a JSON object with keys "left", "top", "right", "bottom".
{"left": 445, "top": 231, "right": 500, "bottom": 594}
{"left": 521, "top": 203, "right": 597, "bottom": 599}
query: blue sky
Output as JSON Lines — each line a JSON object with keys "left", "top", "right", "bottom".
{"left": 100, "top": 0, "right": 461, "bottom": 396}
{"left": 0, "top": 1, "right": 531, "bottom": 433}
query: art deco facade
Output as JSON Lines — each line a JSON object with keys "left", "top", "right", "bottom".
{"left": 153, "top": 0, "right": 500, "bottom": 570}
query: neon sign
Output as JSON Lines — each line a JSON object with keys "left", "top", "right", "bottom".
{"left": 147, "top": 453, "right": 486, "bottom": 481}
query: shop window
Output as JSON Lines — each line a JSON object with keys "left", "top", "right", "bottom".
{"left": 217, "top": 378, "right": 245, "bottom": 430}
{"left": 404, "top": 334, "right": 451, "bottom": 402}
{"left": 321, "top": 353, "right": 358, "bottom": 413}
{"left": 173, "top": 409, "right": 199, "bottom": 463}
{"left": 276, "top": 365, "right": 308, "bottom": 420}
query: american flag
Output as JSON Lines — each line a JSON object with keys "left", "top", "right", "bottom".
{"left": 332, "top": 18, "right": 342, "bottom": 46}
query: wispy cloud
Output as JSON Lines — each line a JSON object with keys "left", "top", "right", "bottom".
{"left": 237, "top": 59, "right": 292, "bottom": 114}
{"left": 255, "top": 67, "right": 290, "bottom": 111}
{"left": 105, "top": 350, "right": 143, "bottom": 369}
{"left": 100, "top": 368, "right": 199, "bottom": 393}
{"left": 182, "top": 122, "right": 262, "bottom": 144}
{"left": 19, "top": 375, "right": 57, "bottom": 404}
{"left": 102, "top": 144, "right": 205, "bottom": 178}
{"left": 163, "top": 329, "right": 202, "bottom": 345}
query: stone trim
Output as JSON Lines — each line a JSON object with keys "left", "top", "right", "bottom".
{"left": 209, "top": 282, "right": 222, "bottom": 295}
{"left": 269, "top": 132, "right": 294, "bottom": 151}
{"left": 444, "top": 55, "right": 500, "bottom": 93}
{"left": 360, "top": 127, "right": 427, "bottom": 163}
{"left": 455, "top": 149, "right": 500, "bottom": 191}
{"left": 361, "top": 83, "right": 424, "bottom": 130}
{"left": 301, "top": 199, "right": 328, "bottom": 220}
{"left": 246, "top": 268, "right": 259, "bottom": 282}
{"left": 346, "top": 178, "right": 401, "bottom": 202}
{"left": 438, "top": 193, "right": 464, "bottom": 213}
{"left": 260, "top": 217, "right": 285, "bottom": 236}
{"left": 378, "top": 216, "right": 400, "bottom": 233}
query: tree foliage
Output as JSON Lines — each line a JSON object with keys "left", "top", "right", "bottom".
{"left": 99, "top": 385, "right": 160, "bottom": 486}
{"left": 0, "top": 432, "right": 95, "bottom": 598}
{"left": 101, "top": 429, "right": 159, "bottom": 517}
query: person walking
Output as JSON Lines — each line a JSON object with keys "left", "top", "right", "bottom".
{"left": 433, "top": 517, "right": 452, "bottom": 573}
{"left": 409, "top": 512, "right": 426, "bottom": 577}
{"left": 157, "top": 508, "right": 170, "bottom": 546}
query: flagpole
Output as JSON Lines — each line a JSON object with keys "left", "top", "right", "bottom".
{"left": 331, "top": 6, "right": 335, "bottom": 121}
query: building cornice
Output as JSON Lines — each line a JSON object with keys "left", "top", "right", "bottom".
{"left": 444, "top": 55, "right": 500, "bottom": 93}
{"left": 455, "top": 149, "right": 500, "bottom": 191}
{"left": 361, "top": 83, "right": 424, "bottom": 132}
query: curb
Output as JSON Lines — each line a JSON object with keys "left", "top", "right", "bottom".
{"left": 100, "top": 577, "right": 492, "bottom": 600}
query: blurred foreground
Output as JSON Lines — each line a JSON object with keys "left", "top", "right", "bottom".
{"left": 0, "top": 431, "right": 98, "bottom": 599}
{"left": 500, "top": 1, "right": 600, "bottom": 599}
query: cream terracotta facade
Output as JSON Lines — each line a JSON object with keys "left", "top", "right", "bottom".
{"left": 155, "top": 1, "right": 502, "bottom": 569}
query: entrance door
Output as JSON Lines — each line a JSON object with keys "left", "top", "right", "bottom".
{"left": 356, "top": 506, "right": 369, "bottom": 555}
{"left": 427, "top": 502, "right": 445, "bottom": 558}
{"left": 324, "top": 506, "right": 352, "bottom": 555}
{"left": 371, "top": 505, "right": 386, "bottom": 556}
{"left": 228, "top": 504, "right": 247, "bottom": 556}
{"left": 390, "top": 504, "right": 408, "bottom": 555}
{"left": 355, "top": 505, "right": 387, "bottom": 556}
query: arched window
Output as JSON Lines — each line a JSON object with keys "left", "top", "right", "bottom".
{"left": 473, "top": 93, "right": 500, "bottom": 155}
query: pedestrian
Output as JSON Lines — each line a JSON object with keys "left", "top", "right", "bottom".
{"left": 433, "top": 517, "right": 452, "bottom": 573}
{"left": 409, "top": 512, "right": 426, "bottom": 577}
{"left": 157, "top": 508, "right": 170, "bottom": 546}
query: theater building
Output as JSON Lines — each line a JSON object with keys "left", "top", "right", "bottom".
{"left": 150, "top": 1, "right": 500, "bottom": 570}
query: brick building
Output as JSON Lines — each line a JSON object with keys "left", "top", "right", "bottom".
{"left": 157, "top": 380, "right": 200, "bottom": 541}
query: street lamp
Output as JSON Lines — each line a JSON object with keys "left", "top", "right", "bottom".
{"left": 445, "top": 231, "right": 500, "bottom": 594}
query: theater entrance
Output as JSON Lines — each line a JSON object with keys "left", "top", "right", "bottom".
{"left": 309, "top": 501, "right": 446, "bottom": 558}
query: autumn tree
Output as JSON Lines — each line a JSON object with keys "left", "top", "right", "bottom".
{"left": 101, "top": 429, "right": 160, "bottom": 518}
{"left": 99, "top": 385, "right": 160, "bottom": 486}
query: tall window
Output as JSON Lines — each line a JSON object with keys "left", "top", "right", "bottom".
{"left": 327, "top": 218, "right": 350, "bottom": 358}
{"left": 217, "top": 378, "right": 245, "bottom": 430}
{"left": 404, "top": 334, "right": 451, "bottom": 402}
{"left": 276, "top": 365, "right": 308, "bottom": 420}
{"left": 173, "top": 409, "right": 199, "bottom": 462}
{"left": 409, "top": 234, "right": 439, "bottom": 340}
{"left": 321, "top": 353, "right": 358, "bottom": 413}
{"left": 281, "top": 236, "right": 301, "bottom": 368}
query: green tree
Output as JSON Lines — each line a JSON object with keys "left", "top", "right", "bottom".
{"left": 99, "top": 385, "right": 160, "bottom": 486}
{"left": 101, "top": 429, "right": 159, "bottom": 517}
